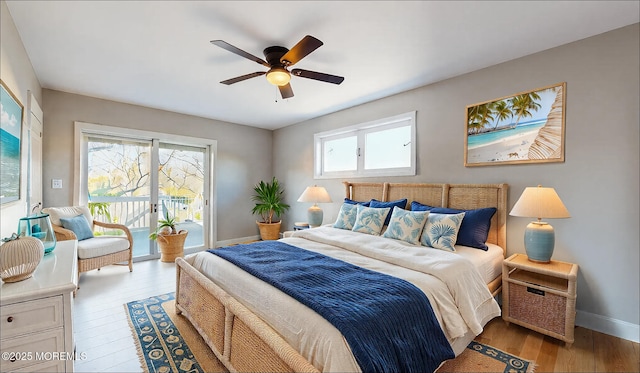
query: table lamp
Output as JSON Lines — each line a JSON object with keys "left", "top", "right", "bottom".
{"left": 509, "top": 185, "right": 570, "bottom": 262}
{"left": 297, "top": 186, "right": 332, "bottom": 228}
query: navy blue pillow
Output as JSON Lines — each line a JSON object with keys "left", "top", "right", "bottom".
{"left": 410, "top": 201, "right": 434, "bottom": 212}
{"left": 435, "top": 207, "right": 497, "bottom": 250}
{"left": 410, "top": 202, "right": 496, "bottom": 250}
{"left": 344, "top": 198, "right": 371, "bottom": 207}
{"left": 370, "top": 199, "right": 408, "bottom": 225}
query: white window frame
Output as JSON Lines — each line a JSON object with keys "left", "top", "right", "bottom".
{"left": 314, "top": 111, "right": 416, "bottom": 179}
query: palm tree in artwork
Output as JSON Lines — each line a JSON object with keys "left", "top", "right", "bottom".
{"left": 509, "top": 92, "right": 542, "bottom": 128}
{"left": 467, "top": 102, "right": 496, "bottom": 134}
{"left": 492, "top": 100, "right": 513, "bottom": 130}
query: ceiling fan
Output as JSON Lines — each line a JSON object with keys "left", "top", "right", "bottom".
{"left": 211, "top": 35, "right": 344, "bottom": 99}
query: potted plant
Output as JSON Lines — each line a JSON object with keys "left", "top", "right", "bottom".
{"left": 252, "top": 177, "right": 290, "bottom": 240}
{"left": 149, "top": 210, "right": 188, "bottom": 262}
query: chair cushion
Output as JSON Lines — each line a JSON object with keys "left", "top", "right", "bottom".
{"left": 77, "top": 237, "right": 130, "bottom": 259}
{"left": 59, "top": 214, "right": 94, "bottom": 241}
{"left": 44, "top": 206, "right": 93, "bottom": 228}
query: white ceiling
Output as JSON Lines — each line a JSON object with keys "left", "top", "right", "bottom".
{"left": 6, "top": 1, "right": 639, "bottom": 130}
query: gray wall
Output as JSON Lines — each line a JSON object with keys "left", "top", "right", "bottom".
{"left": 0, "top": 0, "right": 43, "bottom": 239}
{"left": 42, "top": 90, "right": 273, "bottom": 241}
{"left": 274, "top": 24, "right": 640, "bottom": 339}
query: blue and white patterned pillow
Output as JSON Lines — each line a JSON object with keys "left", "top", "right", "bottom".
{"left": 420, "top": 212, "right": 465, "bottom": 251}
{"left": 351, "top": 205, "right": 391, "bottom": 236}
{"left": 333, "top": 203, "right": 358, "bottom": 230}
{"left": 382, "top": 207, "right": 429, "bottom": 245}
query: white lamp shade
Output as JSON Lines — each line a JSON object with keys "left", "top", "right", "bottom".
{"left": 297, "top": 186, "right": 332, "bottom": 204}
{"left": 298, "top": 186, "right": 332, "bottom": 228}
{"left": 509, "top": 185, "right": 570, "bottom": 220}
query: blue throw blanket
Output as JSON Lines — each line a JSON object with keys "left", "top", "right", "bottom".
{"left": 208, "top": 241, "right": 454, "bottom": 373}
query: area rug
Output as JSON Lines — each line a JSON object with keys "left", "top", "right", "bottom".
{"left": 126, "top": 292, "right": 534, "bottom": 373}
{"left": 437, "top": 340, "right": 536, "bottom": 373}
{"left": 125, "top": 292, "right": 226, "bottom": 373}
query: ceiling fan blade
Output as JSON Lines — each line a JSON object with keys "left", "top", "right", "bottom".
{"left": 211, "top": 40, "right": 270, "bottom": 67}
{"left": 280, "top": 35, "right": 323, "bottom": 66}
{"left": 279, "top": 83, "right": 294, "bottom": 99}
{"left": 291, "top": 69, "right": 344, "bottom": 85}
{"left": 220, "top": 72, "right": 266, "bottom": 85}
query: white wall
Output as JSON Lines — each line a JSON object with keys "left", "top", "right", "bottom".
{"left": 274, "top": 24, "right": 640, "bottom": 341}
{"left": 0, "top": 0, "right": 43, "bottom": 239}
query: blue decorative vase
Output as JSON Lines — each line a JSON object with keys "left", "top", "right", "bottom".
{"left": 524, "top": 221, "right": 555, "bottom": 262}
{"left": 17, "top": 214, "right": 57, "bottom": 254}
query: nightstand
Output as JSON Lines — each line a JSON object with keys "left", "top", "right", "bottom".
{"left": 293, "top": 222, "right": 310, "bottom": 231}
{"left": 502, "top": 253, "right": 578, "bottom": 347}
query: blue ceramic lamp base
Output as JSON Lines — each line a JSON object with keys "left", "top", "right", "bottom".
{"left": 307, "top": 204, "right": 324, "bottom": 228}
{"left": 524, "top": 221, "right": 555, "bottom": 263}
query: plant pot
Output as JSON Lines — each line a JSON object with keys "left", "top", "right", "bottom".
{"left": 157, "top": 230, "right": 188, "bottom": 263}
{"left": 256, "top": 221, "right": 281, "bottom": 240}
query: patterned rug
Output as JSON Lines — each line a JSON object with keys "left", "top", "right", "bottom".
{"left": 126, "top": 292, "right": 534, "bottom": 373}
{"left": 437, "top": 340, "right": 536, "bottom": 373}
{"left": 125, "top": 293, "right": 226, "bottom": 373}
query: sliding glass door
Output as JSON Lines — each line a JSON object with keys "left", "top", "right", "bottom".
{"left": 86, "top": 136, "right": 153, "bottom": 257}
{"left": 83, "top": 134, "right": 211, "bottom": 260}
{"left": 157, "top": 142, "right": 206, "bottom": 250}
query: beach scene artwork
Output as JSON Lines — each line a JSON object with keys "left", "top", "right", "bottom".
{"left": 1, "top": 80, "right": 23, "bottom": 204}
{"left": 465, "top": 82, "right": 565, "bottom": 166}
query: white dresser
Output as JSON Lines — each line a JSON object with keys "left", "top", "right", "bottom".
{"left": 1, "top": 240, "right": 78, "bottom": 373}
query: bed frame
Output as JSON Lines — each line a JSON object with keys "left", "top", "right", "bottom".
{"left": 175, "top": 182, "right": 508, "bottom": 373}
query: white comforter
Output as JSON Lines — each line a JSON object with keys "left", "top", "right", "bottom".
{"left": 191, "top": 226, "right": 500, "bottom": 372}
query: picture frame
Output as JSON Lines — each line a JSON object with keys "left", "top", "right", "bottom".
{"left": 464, "top": 82, "right": 566, "bottom": 167}
{"left": 1, "top": 79, "right": 24, "bottom": 204}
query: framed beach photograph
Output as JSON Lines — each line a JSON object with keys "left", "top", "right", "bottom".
{"left": 464, "top": 82, "right": 566, "bottom": 167}
{"left": 1, "top": 80, "right": 24, "bottom": 204}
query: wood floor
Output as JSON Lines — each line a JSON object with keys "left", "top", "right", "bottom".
{"left": 72, "top": 258, "right": 639, "bottom": 373}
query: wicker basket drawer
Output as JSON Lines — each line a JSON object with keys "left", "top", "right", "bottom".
{"left": 509, "top": 283, "right": 567, "bottom": 335}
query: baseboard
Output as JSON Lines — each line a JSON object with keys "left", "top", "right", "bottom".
{"left": 215, "top": 235, "right": 261, "bottom": 247}
{"left": 576, "top": 310, "right": 639, "bottom": 343}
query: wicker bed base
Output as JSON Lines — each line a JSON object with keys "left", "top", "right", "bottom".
{"left": 175, "top": 182, "right": 508, "bottom": 372}
{"left": 175, "top": 255, "right": 319, "bottom": 373}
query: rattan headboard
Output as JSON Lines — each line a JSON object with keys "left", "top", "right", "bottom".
{"left": 343, "top": 182, "right": 508, "bottom": 255}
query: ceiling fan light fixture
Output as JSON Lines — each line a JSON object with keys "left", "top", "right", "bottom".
{"left": 266, "top": 67, "right": 291, "bottom": 86}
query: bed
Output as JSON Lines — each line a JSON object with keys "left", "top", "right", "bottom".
{"left": 175, "top": 182, "right": 508, "bottom": 372}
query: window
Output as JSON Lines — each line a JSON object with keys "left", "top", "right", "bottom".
{"left": 314, "top": 111, "right": 416, "bottom": 178}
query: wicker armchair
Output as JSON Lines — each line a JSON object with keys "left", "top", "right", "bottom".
{"left": 42, "top": 206, "right": 133, "bottom": 290}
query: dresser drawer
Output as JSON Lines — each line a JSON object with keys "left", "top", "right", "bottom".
{"left": 0, "top": 296, "right": 63, "bottom": 339}
{"left": 11, "top": 359, "right": 65, "bottom": 373}
{"left": 0, "top": 328, "right": 65, "bottom": 371}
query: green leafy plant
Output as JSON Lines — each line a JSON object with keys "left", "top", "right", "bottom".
{"left": 88, "top": 202, "right": 112, "bottom": 222}
{"left": 251, "top": 177, "right": 290, "bottom": 224}
{"left": 148, "top": 210, "right": 178, "bottom": 240}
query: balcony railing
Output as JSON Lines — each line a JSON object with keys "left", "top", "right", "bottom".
{"left": 88, "top": 195, "right": 199, "bottom": 227}
{"left": 88, "top": 196, "right": 204, "bottom": 257}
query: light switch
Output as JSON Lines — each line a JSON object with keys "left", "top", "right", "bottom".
{"left": 52, "top": 179, "right": 63, "bottom": 189}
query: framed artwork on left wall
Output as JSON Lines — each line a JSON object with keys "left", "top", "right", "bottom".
{"left": 0, "top": 79, "right": 24, "bottom": 204}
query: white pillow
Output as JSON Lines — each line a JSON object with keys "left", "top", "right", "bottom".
{"left": 351, "top": 205, "right": 390, "bottom": 236}
{"left": 333, "top": 203, "right": 358, "bottom": 230}
{"left": 420, "top": 212, "right": 465, "bottom": 251}
{"left": 382, "top": 208, "right": 429, "bottom": 245}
